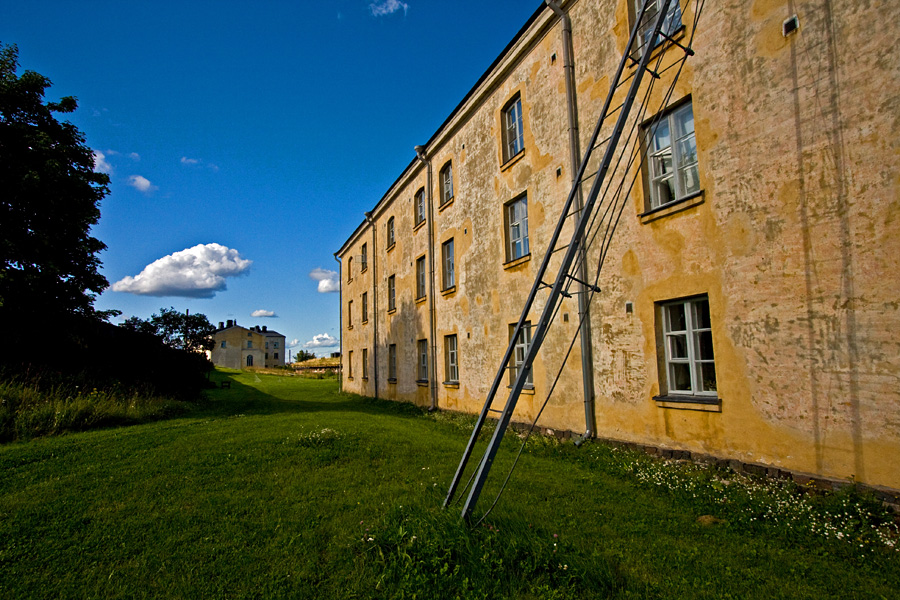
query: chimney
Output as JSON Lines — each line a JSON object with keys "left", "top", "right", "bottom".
{"left": 226, "top": 319, "right": 233, "bottom": 328}
{"left": 262, "top": 325, "right": 267, "bottom": 332}
{"left": 256, "top": 326, "right": 261, "bottom": 332}
{"left": 219, "top": 321, "right": 224, "bottom": 329}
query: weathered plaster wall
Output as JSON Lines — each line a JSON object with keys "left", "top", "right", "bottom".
{"left": 337, "top": 0, "right": 900, "bottom": 489}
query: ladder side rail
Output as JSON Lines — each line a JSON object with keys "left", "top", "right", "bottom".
{"left": 459, "top": 0, "right": 675, "bottom": 522}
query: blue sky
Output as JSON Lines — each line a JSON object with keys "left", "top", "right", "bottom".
{"left": 1, "top": 0, "right": 539, "bottom": 357}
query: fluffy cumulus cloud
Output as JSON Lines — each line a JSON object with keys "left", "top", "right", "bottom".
{"left": 112, "top": 243, "right": 252, "bottom": 298}
{"left": 309, "top": 268, "right": 339, "bottom": 293}
{"left": 288, "top": 338, "right": 300, "bottom": 348}
{"left": 127, "top": 175, "right": 157, "bottom": 193}
{"left": 251, "top": 309, "right": 276, "bottom": 318}
{"left": 93, "top": 151, "right": 113, "bottom": 174}
{"left": 304, "top": 333, "right": 338, "bottom": 349}
{"left": 369, "top": 0, "right": 408, "bottom": 17}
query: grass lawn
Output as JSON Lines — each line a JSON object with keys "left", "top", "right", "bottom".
{"left": 0, "top": 369, "right": 897, "bottom": 599}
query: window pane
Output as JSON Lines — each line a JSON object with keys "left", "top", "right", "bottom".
{"left": 669, "top": 362, "right": 692, "bottom": 391}
{"left": 700, "top": 362, "right": 717, "bottom": 392}
{"left": 665, "top": 303, "right": 686, "bottom": 331}
{"left": 673, "top": 105, "right": 694, "bottom": 138}
{"left": 692, "top": 299, "right": 711, "bottom": 329}
{"left": 651, "top": 119, "right": 670, "bottom": 153}
{"left": 696, "top": 330, "right": 714, "bottom": 360}
{"left": 668, "top": 334, "right": 688, "bottom": 359}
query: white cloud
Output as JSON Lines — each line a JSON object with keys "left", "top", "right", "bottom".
{"left": 181, "top": 156, "right": 219, "bottom": 172}
{"left": 251, "top": 309, "right": 276, "bottom": 318}
{"left": 288, "top": 338, "right": 300, "bottom": 348}
{"left": 181, "top": 156, "right": 200, "bottom": 165}
{"left": 93, "top": 151, "right": 113, "bottom": 174}
{"left": 111, "top": 243, "right": 252, "bottom": 298}
{"left": 369, "top": 0, "right": 408, "bottom": 17}
{"left": 129, "top": 152, "right": 141, "bottom": 161}
{"left": 309, "top": 268, "right": 340, "bottom": 293}
{"left": 304, "top": 333, "right": 338, "bottom": 349}
{"left": 127, "top": 175, "right": 157, "bottom": 193}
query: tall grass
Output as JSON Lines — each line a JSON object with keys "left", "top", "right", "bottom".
{"left": 0, "top": 378, "right": 189, "bottom": 442}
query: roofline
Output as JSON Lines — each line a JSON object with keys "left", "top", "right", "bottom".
{"left": 336, "top": 0, "right": 562, "bottom": 257}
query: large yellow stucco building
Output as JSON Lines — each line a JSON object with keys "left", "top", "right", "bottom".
{"left": 212, "top": 320, "right": 286, "bottom": 369}
{"left": 336, "top": 0, "right": 900, "bottom": 491}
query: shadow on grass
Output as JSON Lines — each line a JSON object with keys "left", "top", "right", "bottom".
{"left": 200, "top": 370, "right": 428, "bottom": 423}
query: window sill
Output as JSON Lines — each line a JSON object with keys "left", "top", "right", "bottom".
{"left": 508, "top": 384, "right": 535, "bottom": 395}
{"left": 346, "top": 376, "right": 354, "bottom": 381}
{"left": 443, "top": 381, "right": 460, "bottom": 389}
{"left": 416, "top": 379, "right": 429, "bottom": 387}
{"left": 503, "top": 253, "right": 531, "bottom": 270}
{"left": 654, "top": 394, "right": 721, "bottom": 412}
{"left": 347, "top": 325, "right": 354, "bottom": 330}
{"left": 441, "top": 285, "right": 456, "bottom": 297}
{"left": 362, "top": 319, "right": 368, "bottom": 325}
{"left": 414, "top": 219, "right": 426, "bottom": 233}
{"left": 387, "top": 242, "right": 395, "bottom": 253}
{"left": 639, "top": 191, "right": 704, "bottom": 224}
{"left": 362, "top": 377, "right": 369, "bottom": 382}
{"left": 387, "top": 307, "right": 397, "bottom": 315}
{"left": 347, "top": 278, "right": 353, "bottom": 284}
{"left": 387, "top": 378, "right": 397, "bottom": 384}
{"left": 500, "top": 149, "right": 525, "bottom": 172}
{"left": 439, "top": 197, "right": 454, "bottom": 212}
{"left": 361, "top": 267, "right": 368, "bottom": 274}
{"left": 415, "top": 295, "right": 427, "bottom": 305}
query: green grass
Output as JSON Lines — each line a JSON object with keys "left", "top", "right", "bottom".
{"left": 0, "top": 369, "right": 897, "bottom": 599}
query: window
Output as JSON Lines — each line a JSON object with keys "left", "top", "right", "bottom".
{"left": 415, "top": 188, "right": 426, "bottom": 226}
{"left": 502, "top": 95, "right": 524, "bottom": 162}
{"left": 274, "top": 342, "right": 279, "bottom": 348}
{"left": 274, "top": 352, "right": 279, "bottom": 360}
{"left": 635, "top": 0, "right": 683, "bottom": 50}
{"left": 348, "top": 300, "right": 353, "bottom": 328}
{"left": 509, "top": 322, "right": 533, "bottom": 387}
{"left": 265, "top": 352, "right": 269, "bottom": 360}
{"left": 387, "top": 216, "right": 395, "bottom": 248}
{"left": 247, "top": 341, "right": 253, "bottom": 349}
{"left": 388, "top": 344, "right": 397, "bottom": 381}
{"left": 347, "top": 256, "right": 353, "bottom": 281}
{"left": 644, "top": 101, "right": 699, "bottom": 210}
{"left": 505, "top": 195, "right": 530, "bottom": 261}
{"left": 388, "top": 275, "right": 396, "bottom": 311}
{"left": 220, "top": 341, "right": 226, "bottom": 348}
{"left": 246, "top": 355, "right": 253, "bottom": 367}
{"left": 265, "top": 342, "right": 269, "bottom": 349}
{"left": 442, "top": 239, "right": 455, "bottom": 290}
{"left": 417, "top": 339, "right": 428, "bottom": 381}
{"left": 362, "top": 348, "right": 368, "bottom": 380}
{"left": 416, "top": 256, "right": 427, "bottom": 299}
{"left": 439, "top": 162, "right": 454, "bottom": 206}
{"left": 444, "top": 334, "right": 458, "bottom": 383}
{"left": 361, "top": 243, "right": 368, "bottom": 272}
{"left": 348, "top": 350, "right": 353, "bottom": 379}
{"left": 661, "top": 296, "right": 716, "bottom": 395}
{"left": 362, "top": 292, "right": 368, "bottom": 323}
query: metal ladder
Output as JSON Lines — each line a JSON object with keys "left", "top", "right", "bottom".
{"left": 444, "top": 0, "right": 694, "bottom": 523}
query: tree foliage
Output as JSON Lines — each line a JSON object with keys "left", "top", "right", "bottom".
{"left": 0, "top": 42, "right": 110, "bottom": 319}
{"left": 293, "top": 349, "right": 316, "bottom": 363}
{"left": 121, "top": 307, "right": 217, "bottom": 354}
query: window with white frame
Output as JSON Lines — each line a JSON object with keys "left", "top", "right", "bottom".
{"left": 661, "top": 296, "right": 716, "bottom": 395}
{"left": 502, "top": 95, "right": 524, "bottom": 162}
{"left": 362, "top": 291, "right": 368, "bottom": 323}
{"left": 388, "top": 344, "right": 397, "bottom": 381}
{"left": 505, "top": 194, "right": 529, "bottom": 261}
{"left": 416, "top": 256, "right": 427, "bottom": 299}
{"left": 417, "top": 339, "right": 428, "bottom": 381}
{"left": 634, "top": 0, "right": 683, "bottom": 50}
{"left": 442, "top": 238, "right": 455, "bottom": 290}
{"left": 440, "top": 162, "right": 454, "bottom": 206}
{"left": 388, "top": 274, "right": 396, "bottom": 311}
{"left": 508, "top": 321, "right": 533, "bottom": 387}
{"left": 387, "top": 216, "right": 395, "bottom": 248}
{"left": 361, "top": 243, "right": 368, "bottom": 272}
{"left": 362, "top": 348, "right": 368, "bottom": 380}
{"left": 415, "top": 188, "right": 426, "bottom": 226}
{"left": 645, "top": 101, "right": 699, "bottom": 210}
{"left": 444, "top": 334, "right": 458, "bottom": 383}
